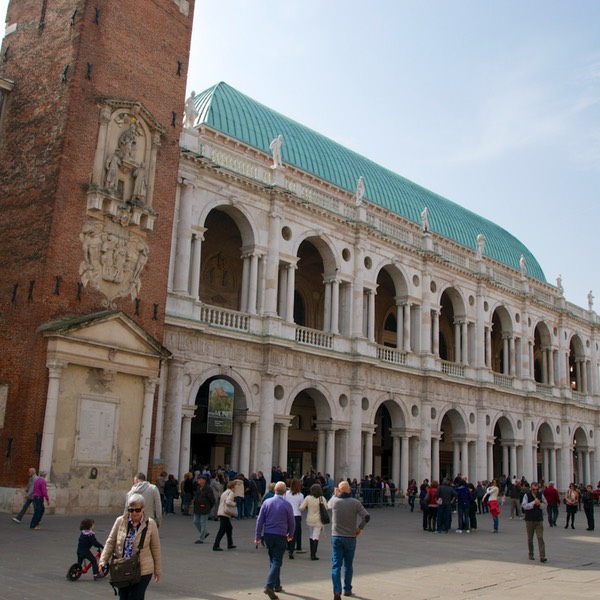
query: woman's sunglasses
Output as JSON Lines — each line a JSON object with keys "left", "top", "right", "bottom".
{"left": 127, "top": 507, "right": 143, "bottom": 513}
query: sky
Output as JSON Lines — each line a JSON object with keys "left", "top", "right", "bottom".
{"left": 1, "top": 1, "right": 598, "bottom": 309}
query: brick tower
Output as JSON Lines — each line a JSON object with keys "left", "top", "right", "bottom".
{"left": 0, "top": 1, "right": 194, "bottom": 507}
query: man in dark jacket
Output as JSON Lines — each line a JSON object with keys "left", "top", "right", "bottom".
{"left": 522, "top": 481, "right": 547, "bottom": 562}
{"left": 435, "top": 478, "right": 457, "bottom": 533}
{"left": 193, "top": 474, "right": 215, "bottom": 543}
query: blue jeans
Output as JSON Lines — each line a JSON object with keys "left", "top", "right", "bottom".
{"left": 193, "top": 513, "right": 208, "bottom": 541}
{"left": 264, "top": 534, "right": 287, "bottom": 590}
{"left": 235, "top": 496, "right": 243, "bottom": 519}
{"left": 457, "top": 506, "right": 469, "bottom": 530}
{"left": 30, "top": 497, "right": 45, "bottom": 528}
{"left": 331, "top": 536, "right": 357, "bottom": 594}
{"left": 436, "top": 503, "right": 451, "bottom": 532}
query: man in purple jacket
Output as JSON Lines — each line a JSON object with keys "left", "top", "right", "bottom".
{"left": 255, "top": 481, "right": 295, "bottom": 600}
{"left": 30, "top": 470, "right": 49, "bottom": 530}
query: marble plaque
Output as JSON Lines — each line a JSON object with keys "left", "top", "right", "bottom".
{"left": 75, "top": 396, "right": 117, "bottom": 465}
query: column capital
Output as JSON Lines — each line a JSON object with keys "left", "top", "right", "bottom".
{"left": 46, "top": 359, "right": 68, "bottom": 375}
{"left": 144, "top": 376, "right": 159, "bottom": 394}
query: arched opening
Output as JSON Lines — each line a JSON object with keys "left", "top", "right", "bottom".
{"left": 200, "top": 210, "right": 243, "bottom": 309}
{"left": 439, "top": 291, "right": 456, "bottom": 362}
{"left": 191, "top": 376, "right": 247, "bottom": 472}
{"left": 295, "top": 240, "right": 325, "bottom": 330}
{"left": 533, "top": 322, "right": 552, "bottom": 384}
{"left": 568, "top": 335, "right": 585, "bottom": 391}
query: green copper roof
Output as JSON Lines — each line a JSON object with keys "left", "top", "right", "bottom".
{"left": 194, "top": 82, "right": 546, "bottom": 282}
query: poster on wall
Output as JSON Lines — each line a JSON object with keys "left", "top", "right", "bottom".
{"left": 207, "top": 379, "right": 234, "bottom": 435}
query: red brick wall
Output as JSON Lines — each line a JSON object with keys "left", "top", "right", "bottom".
{"left": 0, "top": 0, "right": 194, "bottom": 485}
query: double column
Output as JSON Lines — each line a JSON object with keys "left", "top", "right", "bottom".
{"left": 323, "top": 276, "right": 340, "bottom": 333}
{"left": 240, "top": 251, "right": 265, "bottom": 314}
{"left": 277, "top": 262, "right": 297, "bottom": 321}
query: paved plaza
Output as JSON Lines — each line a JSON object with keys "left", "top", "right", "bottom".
{"left": 1, "top": 503, "right": 598, "bottom": 600}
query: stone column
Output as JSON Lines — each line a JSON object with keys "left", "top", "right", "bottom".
{"left": 487, "top": 442, "right": 494, "bottom": 480}
{"left": 256, "top": 376, "right": 275, "bottom": 478}
{"left": 453, "top": 441, "right": 460, "bottom": 475}
{"left": 39, "top": 360, "right": 68, "bottom": 475}
{"left": 541, "top": 348, "right": 549, "bottom": 384}
{"left": 278, "top": 422, "right": 289, "bottom": 474}
{"left": 419, "top": 401, "right": 432, "bottom": 483}
{"left": 392, "top": 434, "right": 401, "bottom": 489}
{"left": 239, "top": 421, "right": 252, "bottom": 476}
{"left": 367, "top": 290, "right": 376, "bottom": 342}
{"left": 548, "top": 348, "right": 555, "bottom": 386}
{"left": 549, "top": 447, "right": 557, "bottom": 484}
{"left": 485, "top": 327, "right": 492, "bottom": 368}
{"left": 403, "top": 302, "right": 411, "bottom": 352}
{"left": 323, "top": 279, "right": 332, "bottom": 332}
{"left": 348, "top": 392, "right": 363, "bottom": 480}
{"left": 431, "top": 437, "right": 439, "bottom": 482}
{"left": 501, "top": 444, "right": 509, "bottom": 475}
{"left": 326, "top": 429, "right": 336, "bottom": 478}
{"left": 476, "top": 408, "right": 488, "bottom": 482}
{"left": 395, "top": 300, "right": 403, "bottom": 350}
{"left": 231, "top": 420, "right": 241, "bottom": 471}
{"left": 178, "top": 412, "right": 193, "bottom": 478}
{"left": 331, "top": 278, "right": 340, "bottom": 334}
{"left": 240, "top": 254, "right": 250, "bottom": 313}
{"left": 153, "top": 362, "right": 168, "bottom": 461}
{"left": 509, "top": 336, "right": 516, "bottom": 375}
{"left": 285, "top": 264, "right": 296, "bottom": 322}
{"left": 461, "top": 440, "right": 469, "bottom": 478}
{"left": 461, "top": 321, "right": 468, "bottom": 365}
{"left": 363, "top": 431, "right": 373, "bottom": 476}
{"left": 189, "top": 228, "right": 205, "bottom": 300}
{"left": 509, "top": 444, "right": 517, "bottom": 479}
{"left": 432, "top": 309, "right": 440, "bottom": 356}
{"left": 247, "top": 253, "right": 259, "bottom": 314}
{"left": 454, "top": 320, "right": 461, "bottom": 363}
{"left": 502, "top": 336, "right": 509, "bottom": 375}
{"left": 317, "top": 429, "right": 327, "bottom": 474}
{"left": 351, "top": 245, "right": 365, "bottom": 338}
{"left": 264, "top": 210, "right": 282, "bottom": 316}
{"left": 163, "top": 359, "right": 185, "bottom": 476}
{"left": 278, "top": 267, "right": 287, "bottom": 318}
{"left": 173, "top": 181, "right": 195, "bottom": 294}
{"left": 138, "top": 377, "right": 158, "bottom": 475}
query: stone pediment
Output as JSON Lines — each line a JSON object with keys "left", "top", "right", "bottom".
{"left": 40, "top": 311, "right": 171, "bottom": 376}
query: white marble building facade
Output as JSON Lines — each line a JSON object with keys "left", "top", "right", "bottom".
{"left": 157, "top": 122, "right": 599, "bottom": 492}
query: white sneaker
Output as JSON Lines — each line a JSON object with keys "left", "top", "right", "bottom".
{"left": 11, "top": 518, "right": 21, "bottom": 523}
{"left": 455, "top": 529, "right": 462, "bottom": 533}
{"left": 465, "top": 530, "right": 470, "bottom": 533}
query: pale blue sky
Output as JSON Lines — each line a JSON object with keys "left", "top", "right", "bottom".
{"left": 2, "top": 1, "right": 598, "bottom": 308}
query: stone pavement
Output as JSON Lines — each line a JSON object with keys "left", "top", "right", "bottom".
{"left": 1, "top": 504, "right": 598, "bottom": 600}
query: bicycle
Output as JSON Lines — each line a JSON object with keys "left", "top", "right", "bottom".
{"left": 66, "top": 549, "right": 109, "bottom": 581}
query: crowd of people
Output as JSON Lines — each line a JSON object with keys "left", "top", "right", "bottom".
{"left": 9, "top": 465, "right": 600, "bottom": 599}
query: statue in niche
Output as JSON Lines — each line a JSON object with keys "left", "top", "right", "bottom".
{"left": 421, "top": 207, "right": 429, "bottom": 233}
{"left": 270, "top": 134, "right": 283, "bottom": 169}
{"left": 104, "top": 149, "right": 122, "bottom": 190}
{"left": 476, "top": 233, "right": 485, "bottom": 260}
{"left": 132, "top": 162, "right": 147, "bottom": 201}
{"left": 556, "top": 274, "right": 564, "bottom": 294}
{"left": 588, "top": 290, "right": 594, "bottom": 311}
{"left": 118, "top": 121, "right": 141, "bottom": 160}
{"left": 519, "top": 254, "right": 527, "bottom": 276}
{"left": 355, "top": 176, "right": 365, "bottom": 205}
{"left": 183, "top": 91, "right": 199, "bottom": 129}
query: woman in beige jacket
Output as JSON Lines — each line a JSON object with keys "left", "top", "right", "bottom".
{"left": 100, "top": 492, "right": 161, "bottom": 599}
{"left": 299, "top": 483, "right": 326, "bottom": 560}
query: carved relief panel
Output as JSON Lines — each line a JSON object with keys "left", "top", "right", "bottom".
{"left": 81, "top": 100, "right": 164, "bottom": 307}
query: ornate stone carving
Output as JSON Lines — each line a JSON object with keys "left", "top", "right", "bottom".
{"left": 80, "top": 220, "right": 149, "bottom": 307}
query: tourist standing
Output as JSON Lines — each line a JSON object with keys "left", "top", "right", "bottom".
{"left": 328, "top": 480, "right": 370, "bottom": 600}
{"left": 254, "top": 481, "right": 295, "bottom": 600}
{"left": 522, "top": 481, "right": 547, "bottom": 563}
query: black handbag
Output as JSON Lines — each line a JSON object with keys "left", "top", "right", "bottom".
{"left": 319, "top": 498, "right": 330, "bottom": 525}
{"left": 109, "top": 525, "right": 148, "bottom": 589}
